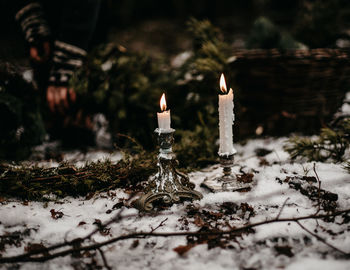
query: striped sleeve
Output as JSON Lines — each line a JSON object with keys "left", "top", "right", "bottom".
{"left": 15, "top": 1, "right": 50, "bottom": 44}
{"left": 49, "top": 40, "right": 87, "bottom": 86}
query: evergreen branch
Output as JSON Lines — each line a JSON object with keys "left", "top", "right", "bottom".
{"left": 284, "top": 118, "right": 350, "bottom": 162}
{"left": 0, "top": 152, "right": 155, "bottom": 200}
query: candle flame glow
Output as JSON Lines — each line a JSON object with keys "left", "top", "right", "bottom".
{"left": 220, "top": 73, "right": 227, "bottom": 93}
{"left": 160, "top": 93, "right": 167, "bottom": 111}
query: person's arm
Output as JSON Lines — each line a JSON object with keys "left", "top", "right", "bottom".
{"left": 14, "top": 1, "right": 51, "bottom": 63}
{"left": 47, "top": 0, "right": 101, "bottom": 113}
{"left": 46, "top": 41, "right": 85, "bottom": 112}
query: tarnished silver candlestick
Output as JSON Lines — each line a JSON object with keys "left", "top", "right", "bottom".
{"left": 136, "top": 128, "right": 203, "bottom": 211}
{"left": 201, "top": 151, "right": 251, "bottom": 192}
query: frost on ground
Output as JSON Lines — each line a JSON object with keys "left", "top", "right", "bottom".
{"left": 0, "top": 137, "right": 349, "bottom": 270}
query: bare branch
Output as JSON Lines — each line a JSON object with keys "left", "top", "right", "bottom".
{"left": 296, "top": 220, "right": 348, "bottom": 256}
{"left": 97, "top": 248, "right": 112, "bottom": 270}
{"left": 313, "top": 163, "right": 322, "bottom": 213}
{"left": 150, "top": 218, "right": 168, "bottom": 233}
{"left": 0, "top": 208, "right": 349, "bottom": 263}
{"left": 276, "top": 197, "right": 290, "bottom": 220}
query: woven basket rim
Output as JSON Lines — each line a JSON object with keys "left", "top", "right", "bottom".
{"left": 230, "top": 48, "right": 350, "bottom": 59}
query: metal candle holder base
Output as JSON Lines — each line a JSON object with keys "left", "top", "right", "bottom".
{"left": 201, "top": 154, "right": 251, "bottom": 192}
{"left": 136, "top": 128, "right": 203, "bottom": 211}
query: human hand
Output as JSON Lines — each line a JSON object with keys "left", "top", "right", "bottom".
{"left": 46, "top": 86, "right": 76, "bottom": 113}
{"left": 29, "top": 41, "right": 51, "bottom": 63}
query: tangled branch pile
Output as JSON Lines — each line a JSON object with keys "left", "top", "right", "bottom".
{"left": 0, "top": 150, "right": 155, "bottom": 200}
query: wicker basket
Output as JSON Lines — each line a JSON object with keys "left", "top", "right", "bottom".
{"left": 229, "top": 49, "right": 350, "bottom": 137}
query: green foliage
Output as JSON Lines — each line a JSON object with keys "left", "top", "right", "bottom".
{"left": 0, "top": 149, "right": 156, "bottom": 200}
{"left": 71, "top": 18, "right": 229, "bottom": 169}
{"left": 246, "top": 16, "right": 306, "bottom": 50}
{"left": 0, "top": 18, "right": 227, "bottom": 169}
{"left": 175, "top": 112, "right": 218, "bottom": 170}
{"left": 247, "top": 0, "right": 350, "bottom": 48}
{"left": 284, "top": 119, "right": 350, "bottom": 162}
{"left": 169, "top": 18, "right": 231, "bottom": 168}
{"left": 279, "top": 32, "right": 306, "bottom": 50}
{"left": 246, "top": 16, "right": 280, "bottom": 49}
{"left": 0, "top": 19, "right": 230, "bottom": 201}
{"left": 185, "top": 18, "right": 228, "bottom": 77}
{"left": 0, "top": 63, "right": 46, "bottom": 160}
{"left": 71, "top": 44, "right": 165, "bottom": 148}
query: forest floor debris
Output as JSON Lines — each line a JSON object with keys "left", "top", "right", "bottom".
{"left": 0, "top": 137, "right": 349, "bottom": 269}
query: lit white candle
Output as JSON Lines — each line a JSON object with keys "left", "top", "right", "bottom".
{"left": 157, "top": 93, "right": 171, "bottom": 130}
{"left": 218, "top": 74, "right": 236, "bottom": 156}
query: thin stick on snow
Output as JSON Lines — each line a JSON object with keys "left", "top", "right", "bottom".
{"left": 97, "top": 248, "right": 112, "bottom": 270}
{"left": 276, "top": 197, "right": 290, "bottom": 220}
{"left": 296, "top": 220, "right": 348, "bottom": 256}
{"left": 313, "top": 162, "right": 322, "bottom": 214}
{"left": 0, "top": 208, "right": 349, "bottom": 263}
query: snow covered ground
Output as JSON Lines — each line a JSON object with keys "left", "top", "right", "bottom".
{"left": 0, "top": 137, "right": 349, "bottom": 270}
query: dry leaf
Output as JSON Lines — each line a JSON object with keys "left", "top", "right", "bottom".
{"left": 173, "top": 244, "right": 196, "bottom": 256}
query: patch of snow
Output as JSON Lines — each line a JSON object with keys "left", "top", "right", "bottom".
{"left": 171, "top": 51, "right": 192, "bottom": 68}
{"left": 92, "top": 113, "right": 113, "bottom": 149}
{"left": 286, "top": 257, "right": 349, "bottom": 270}
{"left": 0, "top": 137, "right": 349, "bottom": 269}
{"left": 101, "top": 60, "right": 113, "bottom": 71}
{"left": 22, "top": 69, "right": 33, "bottom": 82}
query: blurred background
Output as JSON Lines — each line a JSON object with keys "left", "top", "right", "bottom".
{"left": 2, "top": 0, "right": 350, "bottom": 61}
{"left": 1, "top": 0, "right": 350, "bottom": 161}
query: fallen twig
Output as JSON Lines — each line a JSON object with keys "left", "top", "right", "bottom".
{"left": 276, "top": 197, "right": 290, "bottom": 220}
{"left": 0, "top": 208, "right": 349, "bottom": 263}
{"left": 296, "top": 220, "right": 348, "bottom": 256}
{"left": 150, "top": 218, "right": 168, "bottom": 233}
{"left": 313, "top": 163, "right": 322, "bottom": 214}
{"left": 97, "top": 248, "right": 112, "bottom": 270}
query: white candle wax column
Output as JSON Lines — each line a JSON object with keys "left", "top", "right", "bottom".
{"left": 157, "top": 93, "right": 171, "bottom": 130}
{"left": 218, "top": 74, "right": 236, "bottom": 156}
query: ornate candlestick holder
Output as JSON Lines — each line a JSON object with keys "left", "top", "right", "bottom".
{"left": 201, "top": 152, "right": 252, "bottom": 192}
{"left": 136, "top": 128, "right": 203, "bottom": 211}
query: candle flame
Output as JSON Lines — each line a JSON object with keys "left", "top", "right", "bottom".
{"left": 160, "top": 93, "right": 167, "bottom": 111}
{"left": 220, "top": 73, "right": 227, "bottom": 93}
